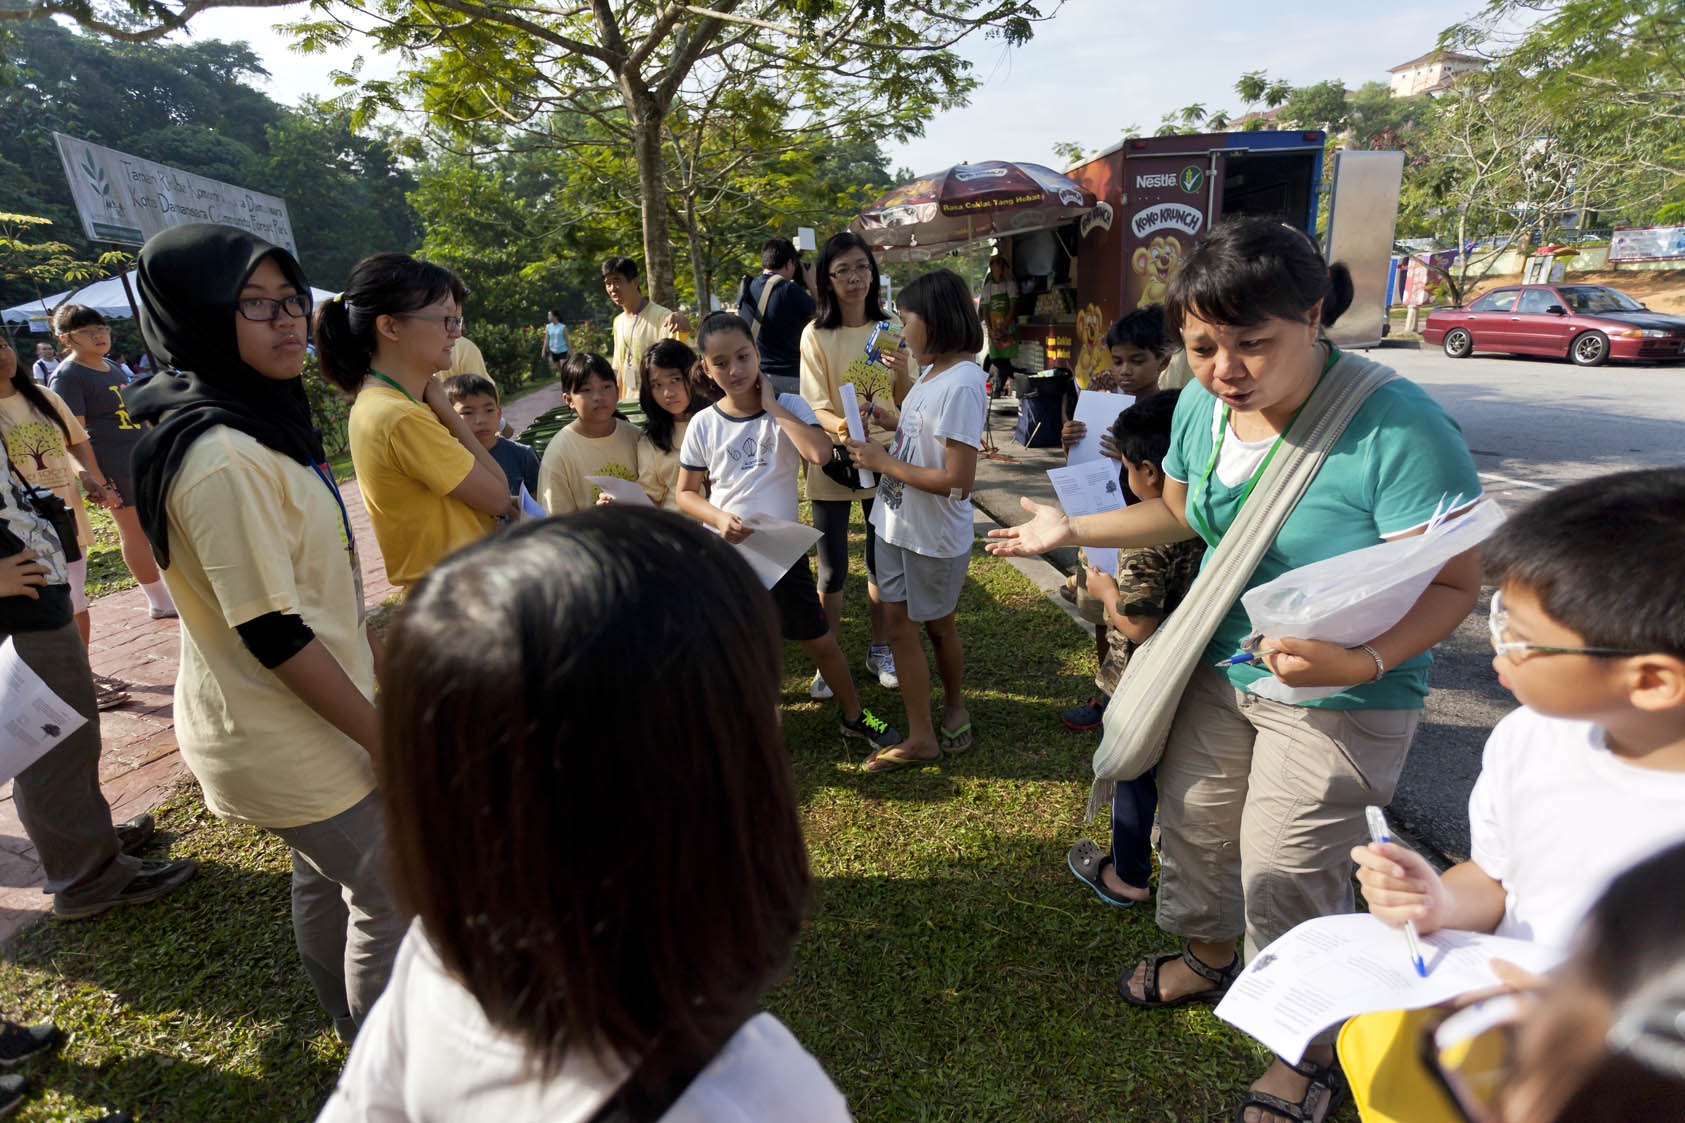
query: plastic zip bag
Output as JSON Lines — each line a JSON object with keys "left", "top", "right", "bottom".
{"left": 1239, "top": 496, "right": 1505, "bottom": 703}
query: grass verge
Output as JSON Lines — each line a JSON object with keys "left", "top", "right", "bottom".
{"left": 3, "top": 514, "right": 1344, "bottom": 1122}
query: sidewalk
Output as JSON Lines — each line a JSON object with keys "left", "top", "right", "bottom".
{"left": 0, "top": 382, "right": 566, "bottom": 942}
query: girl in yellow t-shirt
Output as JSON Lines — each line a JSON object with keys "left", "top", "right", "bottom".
{"left": 315, "top": 253, "right": 516, "bottom": 588}
{"left": 631, "top": 338, "right": 715, "bottom": 510}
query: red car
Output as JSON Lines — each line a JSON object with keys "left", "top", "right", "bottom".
{"left": 1423, "top": 283, "right": 1685, "bottom": 366}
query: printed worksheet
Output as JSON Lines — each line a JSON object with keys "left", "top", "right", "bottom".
{"left": 1068, "top": 390, "right": 1134, "bottom": 466}
{"left": 732, "top": 514, "right": 824, "bottom": 589}
{"left": 1, "top": 636, "right": 87, "bottom": 785}
{"left": 1047, "top": 459, "right": 1127, "bottom": 574}
{"left": 585, "top": 475, "right": 654, "bottom": 507}
{"left": 1214, "top": 913, "right": 1565, "bottom": 1063}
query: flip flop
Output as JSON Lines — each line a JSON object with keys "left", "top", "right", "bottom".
{"left": 939, "top": 722, "right": 973, "bottom": 753}
{"left": 864, "top": 746, "right": 942, "bottom": 773}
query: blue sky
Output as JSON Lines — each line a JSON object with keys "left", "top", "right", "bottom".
{"left": 173, "top": 0, "right": 1493, "bottom": 175}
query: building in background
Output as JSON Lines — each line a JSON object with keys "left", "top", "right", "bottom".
{"left": 1387, "top": 50, "right": 1487, "bottom": 97}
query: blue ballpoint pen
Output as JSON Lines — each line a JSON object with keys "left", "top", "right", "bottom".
{"left": 1365, "top": 805, "right": 1429, "bottom": 978}
{"left": 1215, "top": 648, "right": 1278, "bottom": 668}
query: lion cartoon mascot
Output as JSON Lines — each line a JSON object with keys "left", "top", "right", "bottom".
{"left": 1131, "top": 234, "right": 1184, "bottom": 308}
{"left": 1070, "top": 304, "right": 1108, "bottom": 390}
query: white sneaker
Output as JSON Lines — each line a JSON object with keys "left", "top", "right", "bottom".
{"left": 867, "top": 645, "right": 899, "bottom": 690}
{"left": 809, "top": 670, "right": 834, "bottom": 699}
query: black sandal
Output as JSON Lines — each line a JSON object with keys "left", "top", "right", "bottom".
{"left": 1231, "top": 1054, "right": 1345, "bottom": 1123}
{"left": 1117, "top": 940, "right": 1241, "bottom": 1009}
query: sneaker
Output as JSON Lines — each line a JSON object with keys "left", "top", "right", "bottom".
{"left": 839, "top": 708, "right": 901, "bottom": 752}
{"left": 1061, "top": 698, "right": 1107, "bottom": 732}
{"left": 52, "top": 857, "right": 199, "bottom": 920}
{"left": 866, "top": 644, "right": 899, "bottom": 690}
{"left": 147, "top": 606, "right": 178, "bottom": 620}
{"left": 0, "top": 1020, "right": 59, "bottom": 1065}
{"left": 114, "top": 813, "right": 155, "bottom": 856}
{"left": 0, "top": 1073, "right": 29, "bottom": 1116}
{"left": 809, "top": 670, "right": 834, "bottom": 700}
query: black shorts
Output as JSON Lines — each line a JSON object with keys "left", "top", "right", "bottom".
{"left": 105, "top": 469, "right": 136, "bottom": 510}
{"left": 548, "top": 349, "right": 569, "bottom": 362}
{"left": 769, "top": 556, "right": 829, "bottom": 642}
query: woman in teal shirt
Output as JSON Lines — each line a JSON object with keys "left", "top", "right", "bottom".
{"left": 989, "top": 217, "right": 1482, "bottom": 1123}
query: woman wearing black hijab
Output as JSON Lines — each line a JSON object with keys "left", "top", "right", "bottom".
{"left": 129, "top": 223, "right": 402, "bottom": 1043}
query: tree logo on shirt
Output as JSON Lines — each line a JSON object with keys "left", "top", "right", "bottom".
{"left": 5, "top": 420, "right": 65, "bottom": 473}
{"left": 843, "top": 353, "right": 892, "bottom": 404}
{"left": 587, "top": 462, "right": 636, "bottom": 502}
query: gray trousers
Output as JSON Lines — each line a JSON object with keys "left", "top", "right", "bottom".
{"left": 7, "top": 621, "right": 139, "bottom": 909}
{"left": 271, "top": 790, "right": 404, "bottom": 1041}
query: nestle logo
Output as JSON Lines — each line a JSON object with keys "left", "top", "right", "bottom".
{"left": 1135, "top": 173, "right": 1178, "bottom": 189}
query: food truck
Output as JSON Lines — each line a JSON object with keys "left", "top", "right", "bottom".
{"left": 1000, "top": 130, "right": 1403, "bottom": 380}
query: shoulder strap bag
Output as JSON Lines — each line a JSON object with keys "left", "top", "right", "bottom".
{"left": 747, "top": 273, "right": 785, "bottom": 344}
{"left": 1088, "top": 350, "right": 1397, "bottom": 811}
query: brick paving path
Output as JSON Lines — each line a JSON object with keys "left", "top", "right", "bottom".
{"left": 0, "top": 382, "right": 567, "bottom": 941}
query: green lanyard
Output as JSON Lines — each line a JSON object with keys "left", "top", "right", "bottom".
{"left": 367, "top": 370, "right": 417, "bottom": 403}
{"left": 1187, "top": 346, "right": 1338, "bottom": 545}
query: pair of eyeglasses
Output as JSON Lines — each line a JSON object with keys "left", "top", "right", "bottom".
{"left": 68, "top": 325, "right": 111, "bottom": 338}
{"left": 237, "top": 294, "right": 313, "bottom": 323}
{"left": 403, "top": 312, "right": 465, "bottom": 333}
{"left": 1487, "top": 588, "right": 1643, "bottom": 662}
{"left": 829, "top": 265, "right": 872, "bottom": 281}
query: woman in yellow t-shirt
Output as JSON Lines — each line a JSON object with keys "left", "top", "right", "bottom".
{"left": 798, "top": 232, "right": 914, "bottom": 699}
{"left": 128, "top": 223, "right": 406, "bottom": 1043}
{"left": 315, "top": 253, "right": 515, "bottom": 588}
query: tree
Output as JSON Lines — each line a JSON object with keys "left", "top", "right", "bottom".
{"left": 0, "top": 212, "right": 132, "bottom": 303}
{"left": 274, "top": 0, "right": 1046, "bottom": 306}
{"left": 4, "top": 419, "right": 64, "bottom": 473}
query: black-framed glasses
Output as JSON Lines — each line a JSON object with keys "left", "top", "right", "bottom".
{"left": 402, "top": 312, "right": 465, "bottom": 333}
{"left": 237, "top": 294, "right": 313, "bottom": 323}
{"left": 1488, "top": 588, "right": 1644, "bottom": 662}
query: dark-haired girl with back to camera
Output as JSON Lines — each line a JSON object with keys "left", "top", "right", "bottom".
{"left": 988, "top": 216, "right": 1485, "bottom": 1123}
{"left": 126, "top": 223, "right": 404, "bottom": 1042}
{"left": 314, "top": 253, "right": 515, "bottom": 589}
{"left": 317, "top": 509, "right": 851, "bottom": 1121}
{"left": 845, "top": 269, "right": 989, "bottom": 771}
{"left": 798, "top": 231, "right": 915, "bottom": 700}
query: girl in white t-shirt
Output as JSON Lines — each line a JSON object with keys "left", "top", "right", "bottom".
{"left": 846, "top": 270, "right": 989, "bottom": 772}
{"left": 320, "top": 509, "right": 851, "bottom": 1122}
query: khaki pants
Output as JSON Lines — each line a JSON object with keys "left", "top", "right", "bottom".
{"left": 1156, "top": 663, "right": 1419, "bottom": 961}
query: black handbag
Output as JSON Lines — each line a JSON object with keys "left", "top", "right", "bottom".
{"left": 8, "top": 461, "right": 81, "bottom": 564}
{"left": 819, "top": 442, "right": 862, "bottom": 490}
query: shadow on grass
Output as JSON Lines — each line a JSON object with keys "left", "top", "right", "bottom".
{"left": 2, "top": 798, "right": 346, "bottom": 1122}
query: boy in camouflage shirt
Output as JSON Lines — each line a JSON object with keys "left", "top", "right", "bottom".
{"left": 1064, "top": 391, "right": 1203, "bottom": 906}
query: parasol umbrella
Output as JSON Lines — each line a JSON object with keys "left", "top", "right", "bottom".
{"left": 851, "top": 161, "right": 1098, "bottom": 263}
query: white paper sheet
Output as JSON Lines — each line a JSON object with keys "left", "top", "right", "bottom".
{"left": 838, "top": 381, "right": 875, "bottom": 489}
{"left": 1068, "top": 390, "right": 1134, "bottom": 466}
{"left": 585, "top": 475, "right": 654, "bottom": 508}
{"left": 732, "top": 514, "right": 824, "bottom": 589}
{"left": 1, "top": 635, "right": 87, "bottom": 785}
{"left": 1214, "top": 913, "right": 1566, "bottom": 1064}
{"left": 517, "top": 482, "right": 548, "bottom": 521}
{"left": 1047, "top": 459, "right": 1127, "bottom": 575}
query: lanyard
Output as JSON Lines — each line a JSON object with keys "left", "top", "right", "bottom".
{"left": 367, "top": 370, "right": 417, "bottom": 403}
{"left": 311, "top": 459, "right": 366, "bottom": 622}
{"left": 1187, "top": 346, "right": 1338, "bottom": 545}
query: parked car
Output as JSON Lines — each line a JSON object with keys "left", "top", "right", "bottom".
{"left": 1423, "top": 284, "right": 1685, "bottom": 366}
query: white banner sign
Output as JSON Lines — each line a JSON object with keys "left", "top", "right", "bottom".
{"left": 1608, "top": 225, "right": 1685, "bottom": 264}
{"left": 53, "top": 131, "right": 297, "bottom": 252}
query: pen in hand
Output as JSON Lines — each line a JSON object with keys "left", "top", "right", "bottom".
{"left": 1365, "top": 805, "right": 1428, "bottom": 978}
{"left": 1216, "top": 648, "right": 1279, "bottom": 668}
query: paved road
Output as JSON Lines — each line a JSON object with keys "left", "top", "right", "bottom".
{"left": 972, "top": 346, "right": 1685, "bottom": 863}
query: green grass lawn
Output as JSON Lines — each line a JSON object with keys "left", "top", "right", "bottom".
{"left": 3, "top": 517, "right": 1345, "bottom": 1122}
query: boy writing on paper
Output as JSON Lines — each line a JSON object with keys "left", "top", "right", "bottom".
{"left": 1062, "top": 392, "right": 1204, "bottom": 907}
{"left": 1354, "top": 468, "right": 1685, "bottom": 954}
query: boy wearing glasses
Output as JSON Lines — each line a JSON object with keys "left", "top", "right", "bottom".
{"left": 1355, "top": 468, "right": 1685, "bottom": 952}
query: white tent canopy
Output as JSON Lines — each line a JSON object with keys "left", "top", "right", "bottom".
{"left": 4, "top": 270, "right": 336, "bottom": 332}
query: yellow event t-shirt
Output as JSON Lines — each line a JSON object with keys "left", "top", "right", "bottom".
{"left": 349, "top": 384, "right": 495, "bottom": 587}
{"left": 797, "top": 322, "right": 910, "bottom": 503}
{"left": 611, "top": 300, "right": 673, "bottom": 402}
{"left": 635, "top": 417, "right": 688, "bottom": 511}
{"left": 538, "top": 419, "right": 641, "bottom": 515}
{"left": 162, "top": 427, "right": 376, "bottom": 829}
{"left": 0, "top": 388, "right": 94, "bottom": 548}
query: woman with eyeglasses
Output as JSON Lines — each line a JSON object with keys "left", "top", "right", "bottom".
{"left": 127, "top": 223, "right": 405, "bottom": 1042}
{"left": 49, "top": 303, "right": 178, "bottom": 623}
{"left": 796, "top": 232, "right": 914, "bottom": 699}
{"left": 315, "top": 253, "right": 514, "bottom": 589}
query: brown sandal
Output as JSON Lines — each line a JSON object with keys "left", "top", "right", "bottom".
{"left": 93, "top": 674, "right": 130, "bottom": 711}
{"left": 1117, "top": 940, "right": 1241, "bottom": 1009}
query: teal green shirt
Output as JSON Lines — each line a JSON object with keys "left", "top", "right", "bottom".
{"left": 1162, "top": 361, "right": 1482, "bottom": 710}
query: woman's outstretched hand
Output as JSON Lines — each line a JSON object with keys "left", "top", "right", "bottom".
{"left": 984, "top": 497, "right": 1072, "bottom": 557}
